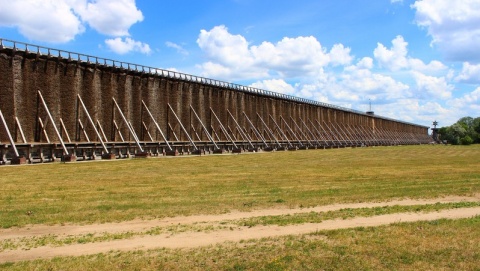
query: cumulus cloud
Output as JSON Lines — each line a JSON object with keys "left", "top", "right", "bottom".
{"left": 329, "top": 44, "right": 353, "bottom": 66}
{"left": 339, "top": 59, "right": 411, "bottom": 102}
{"left": 448, "top": 87, "right": 480, "bottom": 109}
{"left": 196, "top": 25, "right": 349, "bottom": 80}
{"left": 0, "top": 0, "right": 84, "bottom": 43}
{"left": 412, "top": 0, "right": 480, "bottom": 62}
{"left": 456, "top": 62, "right": 480, "bottom": 84}
{"left": 250, "top": 79, "right": 296, "bottom": 95}
{"left": 0, "top": 0, "right": 149, "bottom": 54}
{"left": 411, "top": 71, "right": 453, "bottom": 100}
{"left": 193, "top": 25, "right": 473, "bottom": 126}
{"left": 251, "top": 36, "right": 330, "bottom": 77}
{"left": 105, "top": 37, "right": 151, "bottom": 55}
{"left": 73, "top": 0, "right": 144, "bottom": 37}
{"left": 374, "top": 35, "right": 409, "bottom": 71}
{"left": 374, "top": 35, "right": 447, "bottom": 73}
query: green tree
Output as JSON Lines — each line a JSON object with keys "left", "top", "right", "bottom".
{"left": 439, "top": 116, "right": 480, "bottom": 145}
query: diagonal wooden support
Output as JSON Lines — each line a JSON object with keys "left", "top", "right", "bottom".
{"left": 280, "top": 116, "right": 303, "bottom": 147}
{"left": 210, "top": 107, "right": 237, "bottom": 148}
{"left": 308, "top": 119, "right": 330, "bottom": 147}
{"left": 320, "top": 121, "right": 342, "bottom": 146}
{"left": 269, "top": 115, "right": 293, "bottom": 148}
{"left": 257, "top": 113, "right": 282, "bottom": 148}
{"left": 337, "top": 123, "right": 356, "bottom": 145}
{"left": 333, "top": 122, "right": 354, "bottom": 146}
{"left": 290, "top": 117, "right": 313, "bottom": 147}
{"left": 190, "top": 105, "right": 219, "bottom": 150}
{"left": 112, "top": 120, "right": 125, "bottom": 142}
{"left": 96, "top": 120, "right": 109, "bottom": 143}
{"left": 329, "top": 122, "right": 349, "bottom": 146}
{"left": 167, "top": 103, "right": 198, "bottom": 151}
{"left": 227, "top": 110, "right": 254, "bottom": 149}
{"left": 243, "top": 112, "right": 268, "bottom": 148}
{"left": 316, "top": 120, "right": 335, "bottom": 145}
{"left": 113, "top": 98, "right": 144, "bottom": 153}
{"left": 14, "top": 117, "right": 27, "bottom": 143}
{"left": 142, "top": 122, "right": 154, "bottom": 142}
{"left": 0, "top": 109, "right": 20, "bottom": 157}
{"left": 141, "top": 101, "right": 172, "bottom": 151}
{"left": 38, "top": 118, "right": 50, "bottom": 143}
{"left": 167, "top": 123, "right": 180, "bottom": 141}
{"left": 78, "top": 119, "right": 90, "bottom": 142}
{"left": 59, "top": 118, "right": 72, "bottom": 143}
{"left": 77, "top": 95, "right": 109, "bottom": 154}
{"left": 299, "top": 118, "right": 322, "bottom": 147}
{"left": 37, "top": 91, "right": 69, "bottom": 155}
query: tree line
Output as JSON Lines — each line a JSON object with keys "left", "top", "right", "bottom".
{"left": 438, "top": 117, "right": 480, "bottom": 145}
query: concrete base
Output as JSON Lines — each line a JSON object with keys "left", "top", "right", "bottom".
{"left": 102, "top": 153, "right": 116, "bottom": 160}
{"left": 11, "top": 156, "right": 27, "bottom": 165}
{"left": 191, "top": 149, "right": 205, "bottom": 155}
{"left": 62, "top": 154, "right": 77, "bottom": 162}
{"left": 165, "top": 150, "right": 179, "bottom": 156}
{"left": 135, "top": 152, "right": 151, "bottom": 158}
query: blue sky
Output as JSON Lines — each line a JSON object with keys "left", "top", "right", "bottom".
{"left": 1, "top": 0, "right": 479, "bottom": 128}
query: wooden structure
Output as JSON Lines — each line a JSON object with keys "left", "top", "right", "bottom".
{"left": 0, "top": 39, "right": 431, "bottom": 164}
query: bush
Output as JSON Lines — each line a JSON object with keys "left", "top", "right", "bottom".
{"left": 460, "top": 135, "right": 473, "bottom": 145}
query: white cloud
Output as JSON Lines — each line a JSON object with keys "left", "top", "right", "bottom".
{"left": 0, "top": 0, "right": 84, "bottom": 43}
{"left": 251, "top": 36, "right": 331, "bottom": 77}
{"left": 194, "top": 25, "right": 468, "bottom": 127}
{"left": 73, "top": 0, "right": 144, "bottom": 37}
{"left": 356, "top": 57, "right": 374, "bottom": 70}
{"left": 166, "top": 42, "right": 189, "bottom": 56}
{"left": 411, "top": 71, "right": 453, "bottom": 100}
{"left": 340, "top": 61, "right": 411, "bottom": 101}
{"left": 197, "top": 25, "right": 253, "bottom": 66}
{"left": 105, "top": 37, "right": 151, "bottom": 55}
{"left": 250, "top": 79, "right": 296, "bottom": 95}
{"left": 374, "top": 35, "right": 409, "bottom": 71}
{"left": 0, "top": 0, "right": 146, "bottom": 51}
{"left": 455, "top": 62, "right": 480, "bottom": 84}
{"left": 374, "top": 35, "right": 447, "bottom": 73}
{"left": 448, "top": 87, "right": 480, "bottom": 109}
{"left": 196, "top": 25, "right": 346, "bottom": 80}
{"left": 408, "top": 59, "right": 447, "bottom": 73}
{"left": 329, "top": 44, "right": 353, "bottom": 66}
{"left": 412, "top": 0, "right": 480, "bottom": 62}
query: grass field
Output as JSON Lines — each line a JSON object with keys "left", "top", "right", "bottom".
{"left": 1, "top": 144, "right": 480, "bottom": 270}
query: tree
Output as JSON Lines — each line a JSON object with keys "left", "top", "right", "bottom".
{"left": 439, "top": 116, "right": 480, "bottom": 145}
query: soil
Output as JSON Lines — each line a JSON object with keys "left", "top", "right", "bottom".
{"left": 1, "top": 195, "right": 479, "bottom": 263}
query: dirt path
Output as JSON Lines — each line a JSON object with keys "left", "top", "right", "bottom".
{"left": 1, "top": 195, "right": 479, "bottom": 263}
{"left": 1, "top": 195, "right": 477, "bottom": 241}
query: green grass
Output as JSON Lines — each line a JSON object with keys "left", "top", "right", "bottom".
{"left": 1, "top": 145, "right": 480, "bottom": 270}
{"left": 2, "top": 216, "right": 480, "bottom": 270}
{"left": 1, "top": 145, "right": 479, "bottom": 228}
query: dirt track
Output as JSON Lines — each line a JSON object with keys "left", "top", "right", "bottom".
{"left": 1, "top": 195, "right": 479, "bottom": 263}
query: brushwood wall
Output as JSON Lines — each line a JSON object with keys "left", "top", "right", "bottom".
{"left": 0, "top": 47, "right": 429, "bottom": 144}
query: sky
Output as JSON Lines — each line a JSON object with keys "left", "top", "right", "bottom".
{"left": 1, "top": 0, "right": 479, "bottom": 128}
